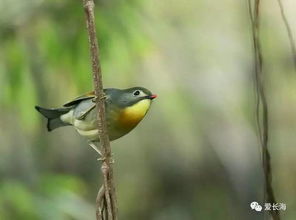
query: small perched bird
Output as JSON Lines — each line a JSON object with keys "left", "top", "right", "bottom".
{"left": 35, "top": 87, "right": 157, "bottom": 154}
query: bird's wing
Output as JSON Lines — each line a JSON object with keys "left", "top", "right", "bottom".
{"left": 63, "top": 91, "right": 96, "bottom": 107}
{"left": 63, "top": 90, "right": 111, "bottom": 120}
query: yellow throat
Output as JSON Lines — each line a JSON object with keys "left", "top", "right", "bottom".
{"left": 119, "top": 99, "right": 152, "bottom": 129}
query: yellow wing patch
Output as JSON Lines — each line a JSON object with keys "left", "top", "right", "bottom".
{"left": 118, "top": 99, "right": 151, "bottom": 129}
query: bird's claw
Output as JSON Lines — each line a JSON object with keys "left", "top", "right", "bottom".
{"left": 97, "top": 156, "right": 106, "bottom": 161}
{"left": 100, "top": 94, "right": 107, "bottom": 100}
{"left": 88, "top": 141, "right": 114, "bottom": 163}
{"left": 92, "top": 93, "right": 107, "bottom": 103}
{"left": 97, "top": 156, "right": 115, "bottom": 164}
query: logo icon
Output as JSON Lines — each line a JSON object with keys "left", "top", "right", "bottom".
{"left": 250, "top": 201, "right": 262, "bottom": 212}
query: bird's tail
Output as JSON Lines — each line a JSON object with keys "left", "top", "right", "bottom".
{"left": 35, "top": 106, "right": 71, "bottom": 131}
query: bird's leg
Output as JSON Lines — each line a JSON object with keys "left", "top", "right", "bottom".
{"left": 88, "top": 141, "right": 115, "bottom": 163}
{"left": 88, "top": 141, "right": 105, "bottom": 161}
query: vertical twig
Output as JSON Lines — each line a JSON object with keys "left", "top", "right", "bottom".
{"left": 248, "top": 1, "right": 280, "bottom": 220}
{"left": 96, "top": 185, "right": 105, "bottom": 219}
{"left": 82, "top": 0, "right": 118, "bottom": 219}
{"left": 276, "top": 0, "right": 296, "bottom": 71}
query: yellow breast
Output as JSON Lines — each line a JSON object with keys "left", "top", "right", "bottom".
{"left": 118, "top": 99, "right": 151, "bottom": 129}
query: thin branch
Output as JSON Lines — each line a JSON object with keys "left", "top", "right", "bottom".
{"left": 248, "top": 1, "right": 280, "bottom": 220}
{"left": 276, "top": 0, "right": 296, "bottom": 71}
{"left": 96, "top": 185, "right": 105, "bottom": 219}
{"left": 248, "top": 0, "right": 263, "bottom": 147}
{"left": 102, "top": 163, "right": 113, "bottom": 219}
{"left": 82, "top": 0, "right": 118, "bottom": 219}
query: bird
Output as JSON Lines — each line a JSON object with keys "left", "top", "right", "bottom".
{"left": 35, "top": 87, "right": 157, "bottom": 156}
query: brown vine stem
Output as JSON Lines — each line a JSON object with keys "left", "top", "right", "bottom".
{"left": 248, "top": 0, "right": 280, "bottom": 220}
{"left": 82, "top": 0, "right": 118, "bottom": 219}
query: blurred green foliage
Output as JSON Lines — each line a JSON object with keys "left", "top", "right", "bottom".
{"left": 1, "top": 0, "right": 296, "bottom": 219}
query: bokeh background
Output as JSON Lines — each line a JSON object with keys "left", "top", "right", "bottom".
{"left": 1, "top": 0, "right": 296, "bottom": 219}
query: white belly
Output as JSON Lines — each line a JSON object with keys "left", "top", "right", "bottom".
{"left": 76, "top": 128, "right": 99, "bottom": 140}
{"left": 60, "top": 109, "right": 99, "bottom": 140}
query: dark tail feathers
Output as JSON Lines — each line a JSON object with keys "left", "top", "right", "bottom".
{"left": 35, "top": 106, "right": 71, "bottom": 131}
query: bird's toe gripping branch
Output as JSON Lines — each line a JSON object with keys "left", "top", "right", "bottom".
{"left": 92, "top": 93, "right": 107, "bottom": 103}
{"left": 88, "top": 141, "right": 114, "bottom": 163}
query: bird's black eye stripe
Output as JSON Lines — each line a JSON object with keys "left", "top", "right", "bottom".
{"left": 133, "top": 90, "right": 140, "bottom": 96}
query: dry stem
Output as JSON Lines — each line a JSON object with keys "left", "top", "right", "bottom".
{"left": 82, "top": 0, "right": 118, "bottom": 219}
{"left": 248, "top": 0, "right": 280, "bottom": 219}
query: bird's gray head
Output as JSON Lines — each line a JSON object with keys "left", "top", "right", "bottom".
{"left": 106, "top": 87, "right": 157, "bottom": 108}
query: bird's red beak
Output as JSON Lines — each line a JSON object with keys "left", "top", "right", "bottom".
{"left": 149, "top": 94, "right": 157, "bottom": 100}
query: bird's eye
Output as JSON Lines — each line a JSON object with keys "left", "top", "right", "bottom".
{"left": 133, "top": 90, "right": 140, "bottom": 96}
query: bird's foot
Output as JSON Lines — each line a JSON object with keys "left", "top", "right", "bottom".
{"left": 92, "top": 93, "right": 107, "bottom": 103}
{"left": 97, "top": 156, "right": 105, "bottom": 161}
{"left": 97, "top": 155, "right": 115, "bottom": 164}
{"left": 100, "top": 93, "right": 107, "bottom": 100}
{"left": 97, "top": 154, "right": 114, "bottom": 163}
{"left": 88, "top": 141, "right": 114, "bottom": 163}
